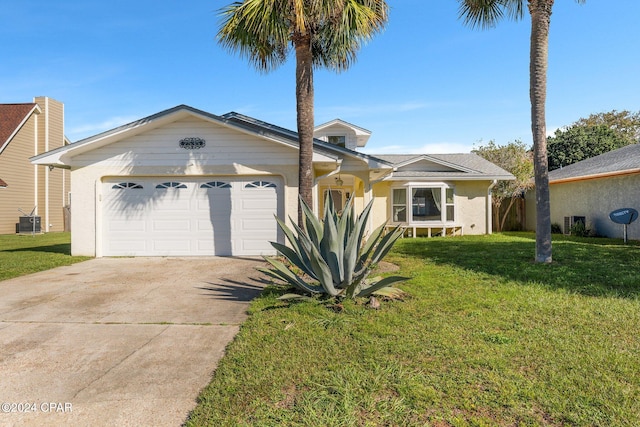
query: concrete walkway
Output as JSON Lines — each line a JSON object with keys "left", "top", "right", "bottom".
{"left": 0, "top": 257, "right": 266, "bottom": 427}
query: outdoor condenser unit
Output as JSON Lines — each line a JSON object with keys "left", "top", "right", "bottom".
{"left": 563, "top": 216, "right": 586, "bottom": 235}
{"left": 18, "top": 216, "right": 41, "bottom": 233}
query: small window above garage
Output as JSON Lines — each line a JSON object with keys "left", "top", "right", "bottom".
{"left": 112, "top": 182, "right": 143, "bottom": 189}
{"left": 156, "top": 182, "right": 187, "bottom": 189}
{"left": 200, "top": 181, "right": 231, "bottom": 189}
{"left": 245, "top": 181, "right": 277, "bottom": 189}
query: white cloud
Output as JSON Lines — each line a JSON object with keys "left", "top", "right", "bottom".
{"left": 364, "top": 141, "right": 475, "bottom": 155}
{"left": 67, "top": 115, "right": 140, "bottom": 141}
{"left": 407, "top": 142, "right": 476, "bottom": 154}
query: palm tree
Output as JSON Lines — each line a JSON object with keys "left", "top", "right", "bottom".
{"left": 458, "top": 0, "right": 584, "bottom": 263}
{"left": 218, "top": 0, "right": 388, "bottom": 225}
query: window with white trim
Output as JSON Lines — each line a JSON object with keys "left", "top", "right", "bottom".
{"left": 391, "top": 184, "right": 454, "bottom": 224}
{"left": 327, "top": 135, "right": 346, "bottom": 147}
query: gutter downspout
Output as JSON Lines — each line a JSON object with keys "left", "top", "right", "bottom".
{"left": 366, "top": 168, "right": 396, "bottom": 234}
{"left": 487, "top": 180, "right": 497, "bottom": 235}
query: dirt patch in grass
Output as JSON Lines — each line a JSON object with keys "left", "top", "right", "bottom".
{"left": 373, "top": 261, "right": 400, "bottom": 273}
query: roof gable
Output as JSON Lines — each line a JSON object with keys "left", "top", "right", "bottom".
{"left": 373, "top": 153, "right": 514, "bottom": 181}
{"left": 314, "top": 119, "right": 371, "bottom": 148}
{"left": 32, "top": 105, "right": 355, "bottom": 167}
{"left": 549, "top": 143, "right": 640, "bottom": 183}
{"left": 0, "top": 103, "right": 41, "bottom": 154}
{"left": 393, "top": 155, "right": 476, "bottom": 173}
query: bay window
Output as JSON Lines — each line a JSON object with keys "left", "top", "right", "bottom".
{"left": 391, "top": 184, "right": 455, "bottom": 224}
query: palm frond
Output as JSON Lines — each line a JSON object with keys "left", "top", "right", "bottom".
{"left": 458, "top": 0, "right": 524, "bottom": 29}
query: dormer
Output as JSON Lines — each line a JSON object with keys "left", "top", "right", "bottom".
{"left": 314, "top": 119, "right": 371, "bottom": 151}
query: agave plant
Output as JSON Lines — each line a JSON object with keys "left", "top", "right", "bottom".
{"left": 260, "top": 193, "right": 407, "bottom": 299}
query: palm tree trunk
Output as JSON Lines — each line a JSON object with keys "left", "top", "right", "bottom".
{"left": 294, "top": 33, "right": 315, "bottom": 226}
{"left": 529, "top": 0, "right": 553, "bottom": 263}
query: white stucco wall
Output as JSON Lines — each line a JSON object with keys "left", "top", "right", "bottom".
{"left": 549, "top": 173, "right": 640, "bottom": 239}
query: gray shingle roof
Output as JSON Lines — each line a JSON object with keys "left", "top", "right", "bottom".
{"left": 373, "top": 153, "right": 514, "bottom": 179}
{"left": 548, "top": 143, "right": 640, "bottom": 182}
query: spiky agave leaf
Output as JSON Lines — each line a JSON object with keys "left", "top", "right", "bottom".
{"left": 260, "top": 257, "right": 324, "bottom": 294}
{"left": 269, "top": 242, "right": 316, "bottom": 280}
{"left": 368, "top": 225, "right": 404, "bottom": 266}
{"left": 300, "top": 196, "right": 323, "bottom": 246}
{"left": 277, "top": 293, "right": 315, "bottom": 301}
{"left": 273, "top": 215, "right": 314, "bottom": 277}
{"left": 262, "top": 192, "right": 406, "bottom": 301}
{"left": 355, "top": 275, "right": 409, "bottom": 298}
{"left": 371, "top": 286, "right": 407, "bottom": 299}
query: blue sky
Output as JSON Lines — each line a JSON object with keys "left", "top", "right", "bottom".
{"left": 1, "top": 1, "right": 638, "bottom": 154}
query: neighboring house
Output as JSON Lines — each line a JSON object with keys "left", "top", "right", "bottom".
{"left": 0, "top": 97, "right": 70, "bottom": 234}
{"left": 525, "top": 143, "right": 640, "bottom": 240}
{"left": 32, "top": 105, "right": 513, "bottom": 257}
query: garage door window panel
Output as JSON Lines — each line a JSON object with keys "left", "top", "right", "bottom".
{"left": 156, "top": 182, "right": 187, "bottom": 189}
{"left": 245, "top": 181, "right": 277, "bottom": 189}
{"left": 200, "top": 181, "right": 231, "bottom": 189}
{"left": 112, "top": 182, "right": 143, "bottom": 189}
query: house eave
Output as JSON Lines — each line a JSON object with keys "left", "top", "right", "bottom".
{"left": 549, "top": 168, "right": 640, "bottom": 185}
{"left": 385, "top": 174, "right": 515, "bottom": 182}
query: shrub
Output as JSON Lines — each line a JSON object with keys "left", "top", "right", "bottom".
{"left": 551, "top": 223, "right": 563, "bottom": 234}
{"left": 570, "top": 220, "right": 589, "bottom": 237}
{"left": 260, "top": 195, "right": 408, "bottom": 299}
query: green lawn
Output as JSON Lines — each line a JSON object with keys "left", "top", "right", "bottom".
{"left": 186, "top": 233, "right": 640, "bottom": 426}
{"left": 0, "top": 232, "right": 90, "bottom": 281}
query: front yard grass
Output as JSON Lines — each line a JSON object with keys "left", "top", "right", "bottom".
{"left": 186, "top": 232, "right": 640, "bottom": 426}
{"left": 0, "top": 232, "right": 90, "bottom": 281}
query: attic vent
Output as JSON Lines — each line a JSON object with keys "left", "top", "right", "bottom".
{"left": 179, "top": 137, "right": 206, "bottom": 150}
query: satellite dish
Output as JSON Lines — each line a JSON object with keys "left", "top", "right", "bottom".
{"left": 609, "top": 208, "right": 639, "bottom": 225}
{"left": 609, "top": 208, "right": 638, "bottom": 243}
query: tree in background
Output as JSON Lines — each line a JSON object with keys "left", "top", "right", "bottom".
{"left": 547, "top": 110, "right": 640, "bottom": 170}
{"left": 218, "top": 0, "right": 388, "bottom": 225}
{"left": 547, "top": 124, "right": 627, "bottom": 170}
{"left": 474, "top": 141, "right": 534, "bottom": 232}
{"left": 574, "top": 110, "right": 640, "bottom": 145}
{"left": 458, "top": 0, "right": 585, "bottom": 263}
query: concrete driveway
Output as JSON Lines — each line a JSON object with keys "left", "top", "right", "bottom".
{"left": 0, "top": 257, "right": 266, "bottom": 427}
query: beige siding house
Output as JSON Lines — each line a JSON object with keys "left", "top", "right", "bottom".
{"left": 0, "top": 97, "right": 69, "bottom": 234}
{"left": 525, "top": 143, "right": 640, "bottom": 240}
{"left": 32, "top": 105, "right": 513, "bottom": 257}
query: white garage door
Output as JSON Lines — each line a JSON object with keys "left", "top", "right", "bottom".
{"left": 102, "top": 177, "right": 282, "bottom": 256}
